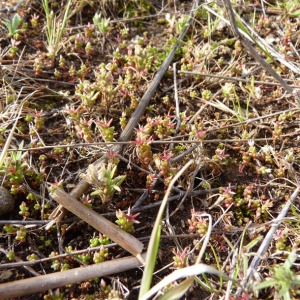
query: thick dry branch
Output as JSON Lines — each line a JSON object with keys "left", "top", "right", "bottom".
{"left": 51, "top": 188, "right": 144, "bottom": 259}
{"left": 47, "top": 179, "right": 90, "bottom": 229}
{"left": 0, "top": 253, "right": 146, "bottom": 299}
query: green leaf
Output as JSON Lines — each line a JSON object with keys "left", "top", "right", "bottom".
{"left": 138, "top": 161, "right": 193, "bottom": 299}
{"left": 12, "top": 14, "right": 21, "bottom": 30}
{"left": 112, "top": 185, "right": 121, "bottom": 192}
{"left": 283, "top": 250, "right": 296, "bottom": 269}
{"left": 291, "top": 9, "right": 300, "bottom": 17}
{"left": 90, "top": 190, "right": 102, "bottom": 196}
{"left": 255, "top": 278, "right": 277, "bottom": 290}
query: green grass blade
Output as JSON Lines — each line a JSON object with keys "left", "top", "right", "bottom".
{"left": 138, "top": 160, "right": 193, "bottom": 299}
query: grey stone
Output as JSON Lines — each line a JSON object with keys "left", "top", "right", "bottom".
{"left": 0, "top": 187, "right": 15, "bottom": 216}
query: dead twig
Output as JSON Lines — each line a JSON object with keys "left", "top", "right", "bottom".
{"left": 0, "top": 252, "right": 146, "bottom": 299}
{"left": 51, "top": 188, "right": 144, "bottom": 260}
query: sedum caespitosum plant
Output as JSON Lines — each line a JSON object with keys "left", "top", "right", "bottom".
{"left": 80, "top": 161, "right": 126, "bottom": 203}
{"left": 73, "top": 63, "right": 118, "bottom": 111}
{"left": 75, "top": 80, "right": 100, "bottom": 109}
{"left": 133, "top": 129, "right": 153, "bottom": 169}
{"left": 115, "top": 207, "right": 140, "bottom": 233}
{"left": 0, "top": 142, "right": 28, "bottom": 191}
{"left": 0, "top": 141, "right": 42, "bottom": 195}
{"left": 93, "top": 12, "right": 112, "bottom": 38}
{"left": 95, "top": 63, "right": 119, "bottom": 111}
{"left": 95, "top": 118, "right": 115, "bottom": 142}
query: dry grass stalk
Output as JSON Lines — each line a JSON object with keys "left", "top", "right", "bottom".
{"left": 0, "top": 252, "right": 146, "bottom": 299}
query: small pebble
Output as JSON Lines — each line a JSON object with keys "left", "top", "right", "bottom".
{"left": 0, "top": 187, "right": 15, "bottom": 216}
